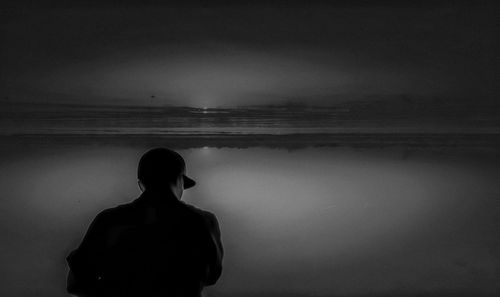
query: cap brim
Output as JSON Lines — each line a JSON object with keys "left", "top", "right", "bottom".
{"left": 183, "top": 175, "right": 196, "bottom": 189}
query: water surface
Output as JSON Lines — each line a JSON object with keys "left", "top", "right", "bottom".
{"left": 0, "top": 143, "right": 499, "bottom": 296}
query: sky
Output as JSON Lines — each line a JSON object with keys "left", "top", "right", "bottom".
{"left": 1, "top": 1, "right": 498, "bottom": 108}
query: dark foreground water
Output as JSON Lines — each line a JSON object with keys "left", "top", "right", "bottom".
{"left": 0, "top": 139, "right": 499, "bottom": 297}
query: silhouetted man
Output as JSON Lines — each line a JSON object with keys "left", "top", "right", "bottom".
{"left": 66, "top": 148, "right": 223, "bottom": 297}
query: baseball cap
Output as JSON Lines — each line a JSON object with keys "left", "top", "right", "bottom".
{"left": 138, "top": 147, "right": 196, "bottom": 189}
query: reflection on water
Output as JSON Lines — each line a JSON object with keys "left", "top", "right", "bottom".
{"left": 0, "top": 144, "right": 499, "bottom": 296}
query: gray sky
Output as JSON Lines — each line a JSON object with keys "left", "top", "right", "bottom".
{"left": 1, "top": 1, "right": 498, "bottom": 107}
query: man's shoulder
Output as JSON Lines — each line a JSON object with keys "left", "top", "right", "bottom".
{"left": 91, "top": 201, "right": 139, "bottom": 225}
{"left": 180, "top": 202, "right": 220, "bottom": 230}
{"left": 182, "top": 202, "right": 216, "bottom": 219}
{"left": 92, "top": 200, "right": 219, "bottom": 232}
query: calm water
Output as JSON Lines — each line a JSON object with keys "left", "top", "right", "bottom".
{"left": 0, "top": 143, "right": 499, "bottom": 296}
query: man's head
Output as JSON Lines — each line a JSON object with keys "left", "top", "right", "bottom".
{"left": 137, "top": 148, "right": 196, "bottom": 199}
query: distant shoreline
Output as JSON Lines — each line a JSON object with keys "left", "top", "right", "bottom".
{"left": 2, "top": 133, "right": 500, "bottom": 152}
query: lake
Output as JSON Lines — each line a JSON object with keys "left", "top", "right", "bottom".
{"left": 0, "top": 141, "right": 499, "bottom": 296}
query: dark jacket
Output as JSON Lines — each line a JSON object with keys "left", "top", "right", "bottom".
{"left": 66, "top": 190, "right": 223, "bottom": 297}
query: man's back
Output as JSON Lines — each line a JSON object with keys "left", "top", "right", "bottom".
{"left": 66, "top": 190, "right": 223, "bottom": 297}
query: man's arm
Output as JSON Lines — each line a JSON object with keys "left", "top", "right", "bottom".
{"left": 202, "top": 212, "right": 223, "bottom": 286}
{"left": 66, "top": 211, "right": 108, "bottom": 296}
{"left": 67, "top": 269, "right": 94, "bottom": 297}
